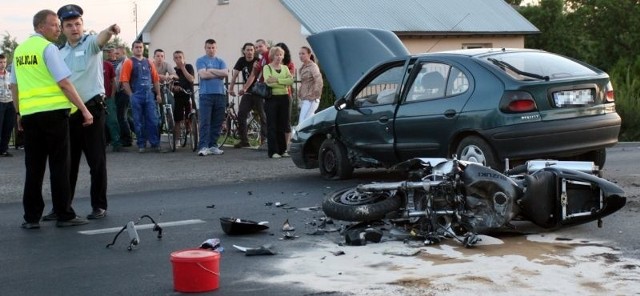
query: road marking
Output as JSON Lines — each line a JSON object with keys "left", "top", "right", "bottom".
{"left": 78, "top": 219, "right": 206, "bottom": 235}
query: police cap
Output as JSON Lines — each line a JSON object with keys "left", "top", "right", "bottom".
{"left": 57, "top": 4, "right": 83, "bottom": 21}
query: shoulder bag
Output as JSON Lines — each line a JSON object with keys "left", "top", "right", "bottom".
{"left": 251, "top": 65, "right": 272, "bottom": 98}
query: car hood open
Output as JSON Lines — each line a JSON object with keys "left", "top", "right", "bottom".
{"left": 307, "top": 28, "right": 410, "bottom": 99}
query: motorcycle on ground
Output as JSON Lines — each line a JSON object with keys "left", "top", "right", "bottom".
{"left": 322, "top": 158, "right": 626, "bottom": 247}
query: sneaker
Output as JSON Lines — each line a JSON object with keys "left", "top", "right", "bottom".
{"left": 56, "top": 216, "right": 89, "bottom": 227}
{"left": 138, "top": 148, "right": 146, "bottom": 153}
{"left": 0, "top": 151, "right": 12, "bottom": 157}
{"left": 42, "top": 210, "right": 58, "bottom": 221}
{"left": 87, "top": 208, "right": 107, "bottom": 220}
{"left": 282, "top": 152, "right": 290, "bottom": 158}
{"left": 208, "top": 146, "right": 224, "bottom": 155}
{"left": 233, "top": 142, "right": 250, "bottom": 148}
{"left": 271, "top": 153, "right": 282, "bottom": 159}
{"left": 21, "top": 222, "right": 40, "bottom": 229}
{"left": 198, "top": 148, "right": 210, "bottom": 156}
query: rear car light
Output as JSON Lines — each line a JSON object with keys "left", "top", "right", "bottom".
{"left": 500, "top": 91, "right": 538, "bottom": 113}
{"left": 604, "top": 81, "right": 615, "bottom": 102}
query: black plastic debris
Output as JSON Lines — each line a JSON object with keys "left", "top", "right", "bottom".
{"left": 206, "top": 204, "right": 215, "bottom": 209}
{"left": 344, "top": 227, "right": 383, "bottom": 246}
{"left": 233, "top": 244, "right": 277, "bottom": 256}
{"left": 220, "top": 217, "right": 269, "bottom": 235}
{"left": 200, "top": 238, "right": 224, "bottom": 252}
{"left": 331, "top": 250, "right": 345, "bottom": 256}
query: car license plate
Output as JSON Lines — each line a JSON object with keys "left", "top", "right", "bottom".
{"left": 553, "top": 89, "right": 594, "bottom": 107}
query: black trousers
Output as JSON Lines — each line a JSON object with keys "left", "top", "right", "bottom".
{"left": 264, "top": 95, "right": 290, "bottom": 157}
{"left": 21, "top": 109, "right": 77, "bottom": 222}
{"left": 69, "top": 97, "right": 108, "bottom": 211}
{"left": 237, "top": 93, "right": 267, "bottom": 143}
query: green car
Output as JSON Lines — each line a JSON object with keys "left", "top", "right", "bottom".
{"left": 290, "top": 28, "right": 621, "bottom": 179}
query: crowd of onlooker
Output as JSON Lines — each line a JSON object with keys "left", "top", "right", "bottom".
{"left": 102, "top": 38, "right": 323, "bottom": 158}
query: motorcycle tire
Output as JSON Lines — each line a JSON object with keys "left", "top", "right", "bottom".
{"left": 322, "top": 187, "right": 402, "bottom": 222}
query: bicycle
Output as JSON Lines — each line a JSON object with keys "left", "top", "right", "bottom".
{"left": 219, "top": 100, "right": 262, "bottom": 147}
{"left": 158, "top": 80, "right": 177, "bottom": 152}
{"left": 174, "top": 87, "right": 199, "bottom": 152}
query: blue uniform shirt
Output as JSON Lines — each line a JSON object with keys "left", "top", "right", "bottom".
{"left": 59, "top": 34, "right": 104, "bottom": 102}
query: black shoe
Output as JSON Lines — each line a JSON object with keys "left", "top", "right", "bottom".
{"left": 0, "top": 151, "right": 12, "bottom": 157}
{"left": 42, "top": 211, "right": 58, "bottom": 221}
{"left": 21, "top": 222, "right": 40, "bottom": 229}
{"left": 87, "top": 209, "right": 107, "bottom": 220}
{"left": 233, "top": 142, "right": 250, "bottom": 148}
{"left": 56, "top": 216, "right": 89, "bottom": 227}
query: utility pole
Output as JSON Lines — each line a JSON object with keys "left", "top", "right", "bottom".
{"left": 133, "top": 1, "right": 138, "bottom": 37}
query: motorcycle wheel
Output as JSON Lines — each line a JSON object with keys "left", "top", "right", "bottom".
{"left": 322, "top": 187, "right": 402, "bottom": 222}
{"left": 319, "top": 139, "right": 353, "bottom": 180}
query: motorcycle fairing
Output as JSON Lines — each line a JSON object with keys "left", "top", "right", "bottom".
{"left": 460, "top": 163, "right": 522, "bottom": 232}
{"left": 520, "top": 167, "right": 626, "bottom": 228}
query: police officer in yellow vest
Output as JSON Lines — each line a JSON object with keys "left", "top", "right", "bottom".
{"left": 10, "top": 9, "right": 94, "bottom": 229}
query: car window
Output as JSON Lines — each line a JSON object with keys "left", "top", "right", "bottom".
{"left": 354, "top": 64, "right": 404, "bottom": 106}
{"left": 446, "top": 67, "right": 469, "bottom": 96}
{"left": 406, "top": 63, "right": 459, "bottom": 101}
{"left": 484, "top": 51, "right": 598, "bottom": 80}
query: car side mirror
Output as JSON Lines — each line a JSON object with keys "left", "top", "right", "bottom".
{"left": 334, "top": 97, "right": 348, "bottom": 111}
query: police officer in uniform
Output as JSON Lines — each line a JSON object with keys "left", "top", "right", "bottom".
{"left": 40, "top": 5, "right": 120, "bottom": 221}
{"left": 10, "top": 9, "right": 93, "bottom": 229}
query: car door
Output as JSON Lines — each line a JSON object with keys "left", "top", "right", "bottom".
{"left": 394, "top": 60, "right": 474, "bottom": 160}
{"left": 335, "top": 61, "right": 407, "bottom": 165}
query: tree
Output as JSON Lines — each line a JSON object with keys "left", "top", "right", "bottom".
{"left": 1, "top": 32, "right": 19, "bottom": 63}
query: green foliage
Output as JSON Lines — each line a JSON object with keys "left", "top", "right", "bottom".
{"left": 609, "top": 57, "right": 640, "bottom": 141}
{"left": 1, "top": 32, "right": 19, "bottom": 63}
{"left": 518, "top": 0, "right": 640, "bottom": 140}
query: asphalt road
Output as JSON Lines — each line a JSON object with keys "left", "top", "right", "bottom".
{"left": 0, "top": 142, "right": 638, "bottom": 295}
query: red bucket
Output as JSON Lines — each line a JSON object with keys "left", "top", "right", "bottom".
{"left": 170, "top": 249, "right": 220, "bottom": 292}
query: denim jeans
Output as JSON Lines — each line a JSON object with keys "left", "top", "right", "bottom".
{"left": 0, "top": 101, "right": 16, "bottom": 153}
{"left": 131, "top": 90, "right": 160, "bottom": 148}
{"left": 198, "top": 93, "right": 226, "bottom": 150}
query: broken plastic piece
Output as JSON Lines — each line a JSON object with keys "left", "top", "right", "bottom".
{"left": 233, "top": 244, "right": 277, "bottom": 256}
{"left": 220, "top": 217, "right": 269, "bottom": 235}
{"left": 282, "top": 219, "right": 295, "bottom": 231}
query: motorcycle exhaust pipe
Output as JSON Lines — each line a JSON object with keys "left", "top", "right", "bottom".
{"left": 357, "top": 180, "right": 442, "bottom": 192}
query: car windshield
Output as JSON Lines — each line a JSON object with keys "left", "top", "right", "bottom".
{"left": 483, "top": 51, "right": 598, "bottom": 81}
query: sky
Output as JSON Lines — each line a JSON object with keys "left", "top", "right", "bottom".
{"left": 1, "top": 0, "right": 162, "bottom": 46}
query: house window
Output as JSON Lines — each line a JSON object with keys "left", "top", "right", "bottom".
{"left": 462, "top": 43, "right": 492, "bottom": 49}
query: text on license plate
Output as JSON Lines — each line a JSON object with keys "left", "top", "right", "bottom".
{"left": 553, "top": 89, "right": 594, "bottom": 107}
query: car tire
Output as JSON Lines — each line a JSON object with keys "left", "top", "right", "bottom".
{"left": 456, "top": 136, "right": 501, "bottom": 171}
{"left": 582, "top": 148, "right": 606, "bottom": 169}
{"left": 319, "top": 138, "right": 354, "bottom": 180}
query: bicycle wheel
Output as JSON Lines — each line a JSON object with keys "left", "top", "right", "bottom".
{"left": 179, "top": 121, "right": 187, "bottom": 147}
{"left": 219, "top": 115, "right": 232, "bottom": 147}
{"left": 189, "top": 112, "right": 199, "bottom": 152}
{"left": 247, "top": 116, "right": 261, "bottom": 144}
{"left": 166, "top": 107, "right": 176, "bottom": 152}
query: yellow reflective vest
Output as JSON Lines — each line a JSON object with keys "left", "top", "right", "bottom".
{"left": 13, "top": 35, "right": 72, "bottom": 116}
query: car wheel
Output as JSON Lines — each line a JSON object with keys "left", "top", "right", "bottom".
{"left": 319, "top": 138, "right": 354, "bottom": 180}
{"left": 456, "top": 136, "right": 501, "bottom": 171}
{"left": 581, "top": 148, "right": 606, "bottom": 169}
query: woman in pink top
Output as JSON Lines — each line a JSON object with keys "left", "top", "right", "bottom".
{"left": 297, "top": 46, "right": 323, "bottom": 124}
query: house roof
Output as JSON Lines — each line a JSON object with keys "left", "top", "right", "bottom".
{"left": 279, "top": 0, "right": 539, "bottom": 35}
